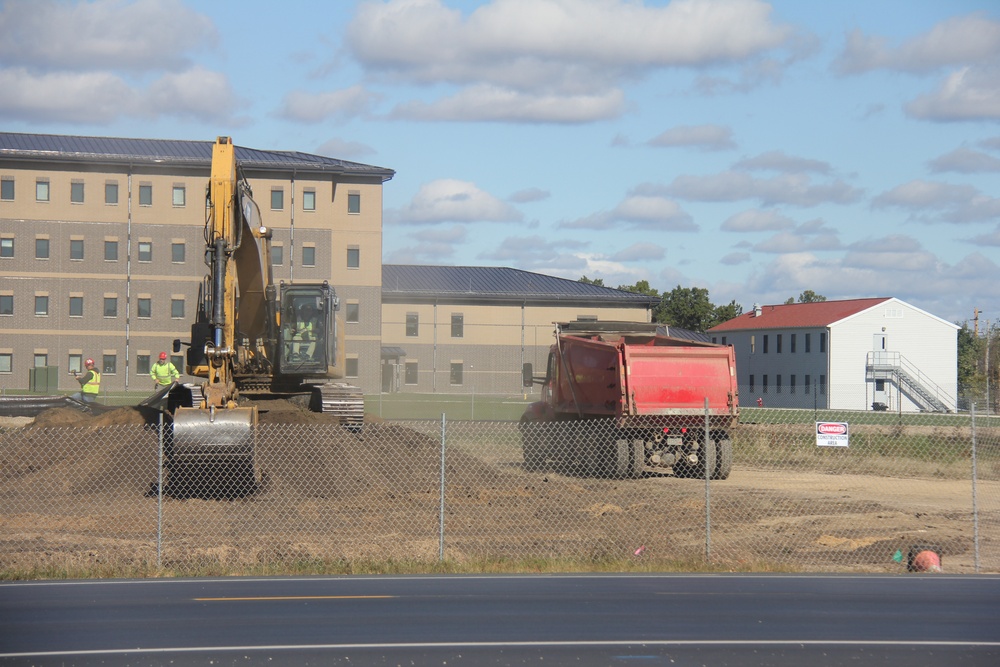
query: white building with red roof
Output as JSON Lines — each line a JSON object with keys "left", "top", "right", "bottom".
{"left": 708, "top": 297, "right": 958, "bottom": 413}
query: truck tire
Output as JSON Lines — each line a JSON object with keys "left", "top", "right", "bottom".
{"left": 520, "top": 420, "right": 547, "bottom": 472}
{"left": 628, "top": 439, "right": 645, "bottom": 478}
{"left": 713, "top": 437, "right": 733, "bottom": 480}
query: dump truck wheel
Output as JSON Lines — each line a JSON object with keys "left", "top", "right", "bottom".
{"left": 712, "top": 437, "right": 733, "bottom": 480}
{"left": 674, "top": 436, "right": 716, "bottom": 479}
{"left": 520, "top": 420, "right": 547, "bottom": 472}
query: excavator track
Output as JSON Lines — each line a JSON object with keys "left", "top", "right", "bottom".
{"left": 313, "top": 382, "right": 365, "bottom": 430}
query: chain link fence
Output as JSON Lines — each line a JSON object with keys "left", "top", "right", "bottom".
{"left": 1, "top": 403, "right": 997, "bottom": 574}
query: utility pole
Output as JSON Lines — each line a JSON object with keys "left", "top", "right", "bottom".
{"left": 974, "top": 307, "right": 981, "bottom": 336}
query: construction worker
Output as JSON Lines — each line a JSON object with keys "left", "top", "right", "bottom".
{"left": 150, "top": 352, "right": 180, "bottom": 389}
{"left": 71, "top": 358, "right": 101, "bottom": 403}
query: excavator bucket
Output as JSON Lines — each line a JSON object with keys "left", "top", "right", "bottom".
{"left": 168, "top": 406, "right": 259, "bottom": 496}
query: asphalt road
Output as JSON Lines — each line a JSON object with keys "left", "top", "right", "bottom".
{"left": 1, "top": 574, "right": 998, "bottom": 666}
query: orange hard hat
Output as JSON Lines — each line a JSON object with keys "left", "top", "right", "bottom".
{"left": 159, "top": 352, "right": 168, "bottom": 360}
{"left": 85, "top": 358, "right": 95, "bottom": 367}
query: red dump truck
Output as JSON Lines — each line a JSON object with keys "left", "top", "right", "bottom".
{"left": 520, "top": 321, "right": 739, "bottom": 479}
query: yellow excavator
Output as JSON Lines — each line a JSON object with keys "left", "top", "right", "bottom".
{"left": 162, "top": 136, "right": 362, "bottom": 493}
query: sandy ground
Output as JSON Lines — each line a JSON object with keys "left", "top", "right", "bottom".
{"left": 0, "top": 400, "right": 996, "bottom": 574}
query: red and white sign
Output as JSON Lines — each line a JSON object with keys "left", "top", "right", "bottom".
{"left": 816, "top": 421, "right": 849, "bottom": 447}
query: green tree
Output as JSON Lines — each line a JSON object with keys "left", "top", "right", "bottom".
{"left": 578, "top": 275, "right": 604, "bottom": 287}
{"left": 785, "top": 290, "right": 826, "bottom": 304}
{"left": 615, "top": 279, "right": 659, "bottom": 297}
{"left": 655, "top": 285, "right": 715, "bottom": 331}
{"left": 709, "top": 300, "right": 744, "bottom": 328}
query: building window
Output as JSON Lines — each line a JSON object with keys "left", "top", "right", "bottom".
{"left": 805, "top": 374, "right": 811, "bottom": 394}
{"left": 820, "top": 332, "right": 827, "bottom": 353}
{"left": 137, "top": 298, "right": 152, "bottom": 318}
{"left": 790, "top": 375, "right": 796, "bottom": 394}
{"left": 35, "top": 295, "right": 49, "bottom": 316}
{"left": 805, "top": 333, "right": 811, "bottom": 353}
{"left": 69, "top": 296, "right": 83, "bottom": 317}
{"left": 302, "top": 246, "right": 316, "bottom": 267}
{"left": 105, "top": 182, "right": 118, "bottom": 204}
{"left": 790, "top": 334, "right": 796, "bottom": 353}
{"left": 345, "top": 302, "right": 359, "bottom": 323}
{"left": 776, "top": 374, "right": 781, "bottom": 394}
{"left": 347, "top": 246, "right": 360, "bottom": 269}
{"left": 36, "top": 180, "right": 49, "bottom": 202}
{"left": 104, "top": 240, "right": 118, "bottom": 261}
{"left": 302, "top": 189, "right": 316, "bottom": 211}
{"left": 271, "top": 189, "right": 283, "bottom": 210}
{"left": 172, "top": 185, "right": 186, "bottom": 207}
{"left": 171, "top": 298, "right": 185, "bottom": 318}
{"left": 451, "top": 313, "right": 464, "bottom": 338}
{"left": 139, "top": 184, "right": 152, "bottom": 206}
{"left": 450, "top": 362, "right": 463, "bottom": 386}
{"left": 405, "top": 361, "right": 418, "bottom": 385}
{"left": 762, "top": 335, "right": 768, "bottom": 354}
{"left": 0, "top": 353, "right": 10, "bottom": 373}
{"left": 345, "top": 357, "right": 359, "bottom": 378}
{"left": 406, "top": 312, "right": 418, "bottom": 337}
{"left": 271, "top": 246, "right": 283, "bottom": 266}
{"left": 776, "top": 334, "right": 782, "bottom": 354}
{"left": 171, "top": 242, "right": 185, "bottom": 263}
{"left": 348, "top": 192, "right": 360, "bottom": 214}
{"left": 104, "top": 297, "right": 118, "bottom": 317}
{"left": 103, "top": 354, "right": 117, "bottom": 375}
{"left": 71, "top": 181, "right": 85, "bottom": 203}
{"left": 1, "top": 178, "right": 13, "bottom": 200}
{"left": 138, "top": 241, "right": 152, "bottom": 262}
{"left": 70, "top": 239, "right": 84, "bottom": 260}
{"left": 68, "top": 354, "right": 82, "bottom": 374}
{"left": 749, "top": 374, "right": 754, "bottom": 393}
{"left": 33, "top": 353, "right": 48, "bottom": 368}
{"left": 0, "top": 238, "right": 12, "bottom": 257}
{"left": 762, "top": 374, "right": 768, "bottom": 394}
{"left": 0, "top": 294, "right": 12, "bottom": 315}
{"left": 750, "top": 335, "right": 755, "bottom": 354}
{"left": 35, "top": 238, "right": 49, "bottom": 259}
{"left": 136, "top": 354, "right": 151, "bottom": 375}
{"left": 819, "top": 374, "right": 826, "bottom": 395}
{"left": 171, "top": 354, "right": 183, "bottom": 369}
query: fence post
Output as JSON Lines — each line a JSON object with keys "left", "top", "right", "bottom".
{"left": 704, "top": 397, "right": 711, "bottom": 563}
{"left": 157, "top": 411, "right": 164, "bottom": 569}
{"left": 438, "top": 412, "right": 446, "bottom": 562}
{"left": 972, "top": 403, "right": 980, "bottom": 574}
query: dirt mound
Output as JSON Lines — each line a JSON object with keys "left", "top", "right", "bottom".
{"left": 28, "top": 406, "right": 150, "bottom": 429}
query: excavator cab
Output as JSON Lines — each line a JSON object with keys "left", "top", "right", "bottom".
{"left": 276, "top": 283, "right": 338, "bottom": 377}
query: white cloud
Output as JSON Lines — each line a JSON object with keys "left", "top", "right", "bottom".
{"left": 508, "top": 187, "right": 551, "bottom": 204}
{"left": 387, "top": 179, "right": 523, "bottom": 225}
{"left": 609, "top": 242, "right": 666, "bottom": 262}
{"left": 871, "top": 179, "right": 1000, "bottom": 223}
{"left": 666, "top": 171, "right": 862, "bottom": 207}
{"left": 733, "top": 150, "right": 832, "bottom": 174}
{"left": 143, "top": 66, "right": 243, "bottom": 122}
{"left": 0, "top": 68, "right": 135, "bottom": 123}
{"left": 721, "top": 209, "right": 796, "bottom": 232}
{"left": 834, "top": 13, "right": 1000, "bottom": 75}
{"left": 647, "top": 124, "right": 736, "bottom": 151}
{"left": 277, "top": 85, "right": 379, "bottom": 123}
{"left": 905, "top": 65, "right": 1000, "bottom": 122}
{"left": 560, "top": 194, "right": 695, "bottom": 231}
{"left": 347, "top": 0, "right": 795, "bottom": 122}
{"left": 0, "top": 0, "right": 216, "bottom": 71}
{"left": 928, "top": 147, "right": 1000, "bottom": 173}
{"left": 390, "top": 85, "right": 624, "bottom": 123}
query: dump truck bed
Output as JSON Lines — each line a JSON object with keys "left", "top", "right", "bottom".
{"left": 621, "top": 343, "right": 738, "bottom": 420}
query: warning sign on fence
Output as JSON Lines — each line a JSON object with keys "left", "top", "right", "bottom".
{"left": 816, "top": 421, "right": 849, "bottom": 447}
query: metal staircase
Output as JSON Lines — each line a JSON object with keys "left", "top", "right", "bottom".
{"left": 865, "top": 352, "right": 955, "bottom": 413}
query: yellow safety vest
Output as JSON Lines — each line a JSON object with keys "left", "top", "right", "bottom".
{"left": 151, "top": 361, "right": 178, "bottom": 385}
{"left": 82, "top": 370, "right": 101, "bottom": 394}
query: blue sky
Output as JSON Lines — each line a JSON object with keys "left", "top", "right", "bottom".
{"left": 2, "top": 0, "right": 999, "bottom": 325}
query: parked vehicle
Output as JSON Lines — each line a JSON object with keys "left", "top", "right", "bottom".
{"left": 520, "top": 321, "right": 739, "bottom": 479}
